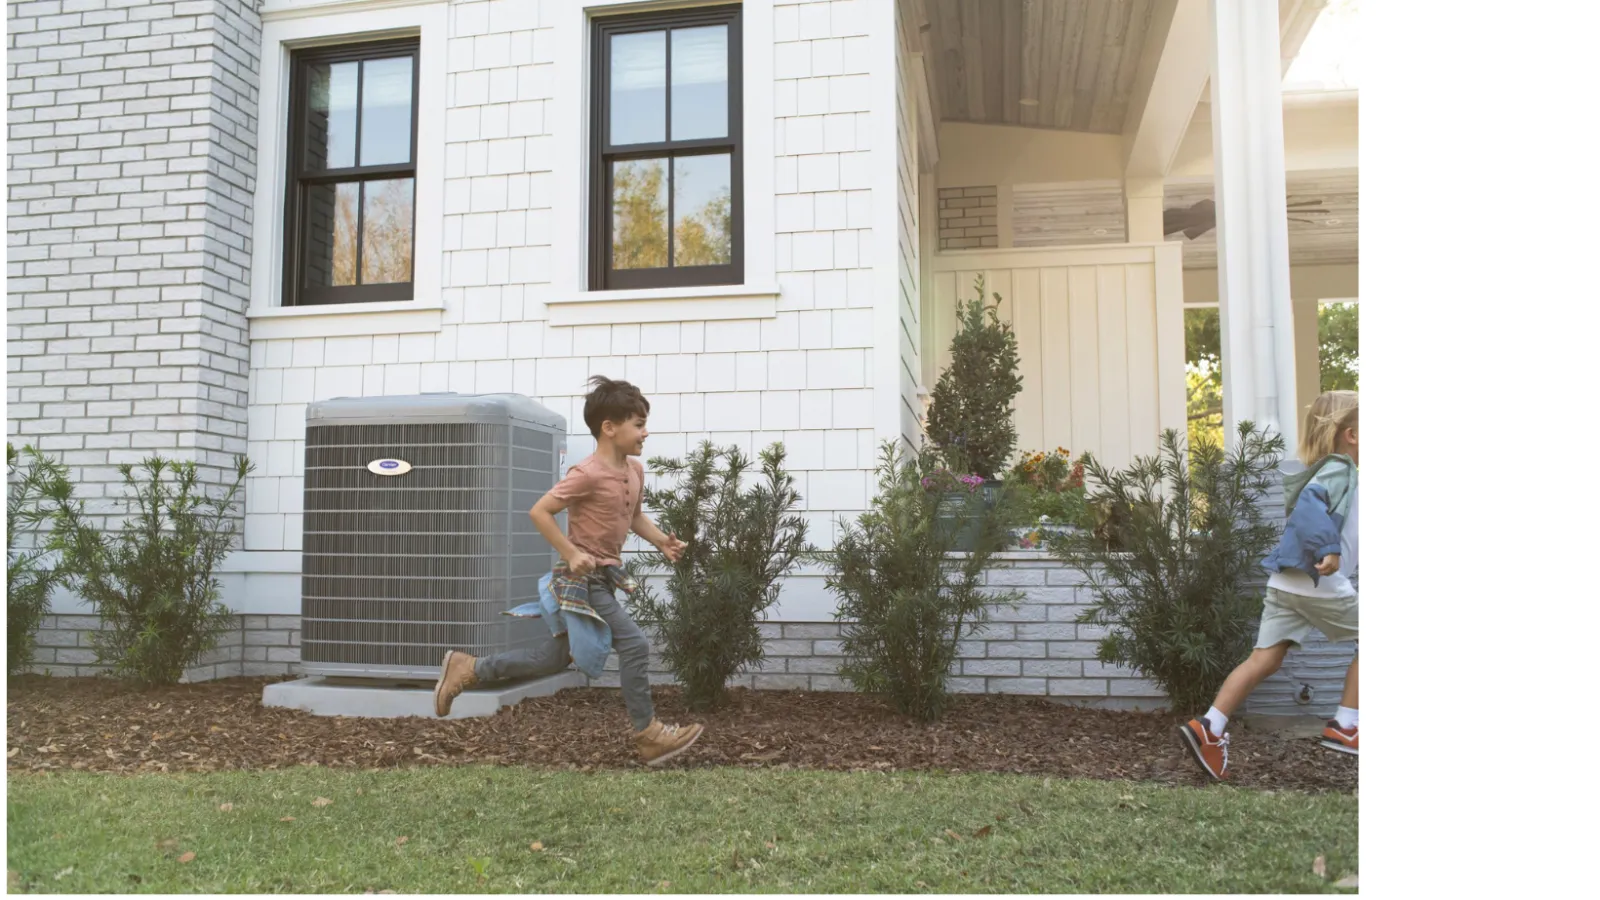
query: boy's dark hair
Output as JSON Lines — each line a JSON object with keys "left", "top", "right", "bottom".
{"left": 583, "top": 375, "right": 650, "bottom": 438}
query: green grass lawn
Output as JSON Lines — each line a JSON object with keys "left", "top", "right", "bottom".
{"left": 8, "top": 767, "right": 1356, "bottom": 893}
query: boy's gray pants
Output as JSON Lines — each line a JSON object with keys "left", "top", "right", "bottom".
{"left": 472, "top": 577, "right": 656, "bottom": 731}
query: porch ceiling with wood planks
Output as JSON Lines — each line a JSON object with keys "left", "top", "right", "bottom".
{"left": 916, "top": 0, "right": 1318, "bottom": 135}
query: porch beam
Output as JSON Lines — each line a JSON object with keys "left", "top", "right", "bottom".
{"left": 1210, "top": 0, "right": 1299, "bottom": 450}
{"left": 1121, "top": 0, "right": 1211, "bottom": 182}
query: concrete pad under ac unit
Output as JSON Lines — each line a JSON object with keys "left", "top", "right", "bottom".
{"left": 261, "top": 671, "right": 583, "bottom": 720}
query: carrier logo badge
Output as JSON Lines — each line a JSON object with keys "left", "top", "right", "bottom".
{"left": 367, "top": 459, "right": 412, "bottom": 476}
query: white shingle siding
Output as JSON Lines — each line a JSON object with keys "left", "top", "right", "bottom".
{"left": 7, "top": 0, "right": 260, "bottom": 510}
{"left": 234, "top": 0, "right": 899, "bottom": 561}
{"left": 893, "top": 3, "right": 922, "bottom": 449}
{"left": 11, "top": 0, "right": 914, "bottom": 619}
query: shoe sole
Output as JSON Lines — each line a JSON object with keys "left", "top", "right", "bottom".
{"left": 433, "top": 650, "right": 459, "bottom": 718}
{"left": 1319, "top": 738, "right": 1358, "bottom": 755}
{"left": 645, "top": 726, "right": 704, "bottom": 768}
{"left": 1176, "top": 724, "right": 1225, "bottom": 781}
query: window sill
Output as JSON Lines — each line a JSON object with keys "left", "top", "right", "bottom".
{"left": 247, "top": 300, "right": 445, "bottom": 340}
{"left": 547, "top": 284, "right": 781, "bottom": 326}
{"left": 556, "top": 284, "right": 780, "bottom": 305}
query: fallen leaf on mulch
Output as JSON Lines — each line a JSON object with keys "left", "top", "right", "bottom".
{"left": 177, "top": 852, "right": 196, "bottom": 864}
{"left": 312, "top": 797, "right": 333, "bottom": 808}
{"left": 1313, "top": 855, "right": 1327, "bottom": 878}
{"left": 6, "top": 748, "right": 17, "bottom": 758}
{"left": 5, "top": 676, "right": 1355, "bottom": 793}
{"left": 1335, "top": 874, "right": 1358, "bottom": 888}
{"left": 529, "top": 841, "right": 544, "bottom": 852}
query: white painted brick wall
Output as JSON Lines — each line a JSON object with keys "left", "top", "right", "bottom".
{"left": 242, "top": 0, "right": 894, "bottom": 555}
{"left": 6, "top": 0, "right": 260, "bottom": 512}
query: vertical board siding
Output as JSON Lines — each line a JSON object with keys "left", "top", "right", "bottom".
{"left": 925, "top": 246, "right": 1183, "bottom": 469}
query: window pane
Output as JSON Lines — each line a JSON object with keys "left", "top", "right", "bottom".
{"left": 670, "top": 26, "right": 728, "bottom": 141}
{"left": 609, "top": 31, "right": 666, "bottom": 145}
{"left": 359, "top": 56, "right": 414, "bottom": 166}
{"left": 306, "top": 60, "right": 358, "bottom": 170}
{"left": 303, "top": 181, "right": 360, "bottom": 288}
{"left": 612, "top": 158, "right": 667, "bottom": 270}
{"left": 673, "top": 154, "right": 731, "bottom": 267}
{"left": 360, "top": 178, "right": 415, "bottom": 285}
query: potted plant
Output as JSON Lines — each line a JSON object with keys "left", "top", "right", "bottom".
{"left": 1004, "top": 448, "right": 1089, "bottom": 549}
{"left": 924, "top": 276, "right": 1024, "bottom": 550}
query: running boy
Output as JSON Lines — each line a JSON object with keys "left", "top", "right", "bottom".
{"left": 1179, "top": 390, "right": 1359, "bottom": 780}
{"left": 433, "top": 376, "right": 704, "bottom": 766}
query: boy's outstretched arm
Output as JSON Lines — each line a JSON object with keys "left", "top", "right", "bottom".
{"left": 631, "top": 511, "right": 686, "bottom": 562}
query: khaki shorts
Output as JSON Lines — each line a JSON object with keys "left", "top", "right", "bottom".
{"left": 1255, "top": 587, "right": 1359, "bottom": 649}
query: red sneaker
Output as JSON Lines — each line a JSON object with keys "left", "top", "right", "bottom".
{"left": 1178, "top": 718, "right": 1230, "bottom": 780}
{"left": 1320, "top": 721, "right": 1358, "bottom": 755}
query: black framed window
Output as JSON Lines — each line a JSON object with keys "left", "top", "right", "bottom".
{"left": 284, "top": 39, "right": 420, "bottom": 306}
{"left": 590, "top": 6, "right": 743, "bottom": 291}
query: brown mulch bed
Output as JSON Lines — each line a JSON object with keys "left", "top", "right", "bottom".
{"left": 6, "top": 676, "right": 1355, "bottom": 794}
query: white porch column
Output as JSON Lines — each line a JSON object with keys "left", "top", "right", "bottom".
{"left": 1209, "top": 0, "right": 1298, "bottom": 451}
{"left": 1123, "top": 176, "right": 1166, "bottom": 243}
{"left": 1292, "top": 295, "right": 1322, "bottom": 423}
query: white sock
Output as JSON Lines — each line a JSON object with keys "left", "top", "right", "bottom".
{"left": 1204, "top": 707, "right": 1228, "bottom": 735}
{"left": 1335, "top": 706, "right": 1358, "bottom": 729}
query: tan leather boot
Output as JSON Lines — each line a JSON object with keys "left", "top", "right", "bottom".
{"left": 633, "top": 719, "right": 705, "bottom": 766}
{"left": 433, "top": 650, "right": 478, "bottom": 717}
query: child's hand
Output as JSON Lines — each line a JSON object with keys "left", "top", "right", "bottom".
{"left": 1315, "top": 553, "right": 1341, "bottom": 576}
{"left": 567, "top": 551, "right": 598, "bottom": 578}
{"left": 658, "top": 533, "right": 687, "bottom": 562}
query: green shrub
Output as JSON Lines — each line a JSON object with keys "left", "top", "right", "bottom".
{"left": 627, "top": 441, "right": 812, "bottom": 710}
{"left": 924, "top": 276, "right": 1024, "bottom": 480}
{"left": 823, "top": 442, "right": 1021, "bottom": 722}
{"left": 1049, "top": 425, "right": 1284, "bottom": 714}
{"left": 46, "top": 456, "right": 252, "bottom": 686}
{"left": 7, "top": 444, "right": 73, "bottom": 677}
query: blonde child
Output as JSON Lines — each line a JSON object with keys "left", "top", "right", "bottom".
{"left": 433, "top": 376, "right": 703, "bottom": 766}
{"left": 1179, "top": 390, "right": 1359, "bottom": 780}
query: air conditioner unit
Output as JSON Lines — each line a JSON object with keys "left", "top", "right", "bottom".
{"left": 298, "top": 393, "right": 567, "bottom": 680}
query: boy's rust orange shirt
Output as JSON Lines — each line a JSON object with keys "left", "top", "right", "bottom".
{"left": 545, "top": 454, "right": 643, "bottom": 566}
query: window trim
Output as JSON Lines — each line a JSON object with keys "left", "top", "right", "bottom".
{"left": 587, "top": 5, "right": 745, "bottom": 292}
{"left": 282, "top": 37, "right": 422, "bottom": 307}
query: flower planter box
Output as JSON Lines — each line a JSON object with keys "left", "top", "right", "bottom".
{"left": 1008, "top": 523, "right": 1079, "bottom": 551}
{"left": 933, "top": 480, "right": 1003, "bottom": 553}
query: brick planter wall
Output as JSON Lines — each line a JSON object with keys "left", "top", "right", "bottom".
{"left": 28, "top": 613, "right": 301, "bottom": 683}
{"left": 23, "top": 555, "right": 1164, "bottom": 710}
{"left": 24, "top": 548, "right": 1355, "bottom": 717}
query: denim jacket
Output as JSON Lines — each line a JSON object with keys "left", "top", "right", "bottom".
{"left": 1261, "top": 454, "right": 1356, "bottom": 587}
{"left": 502, "top": 563, "right": 638, "bottom": 679}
